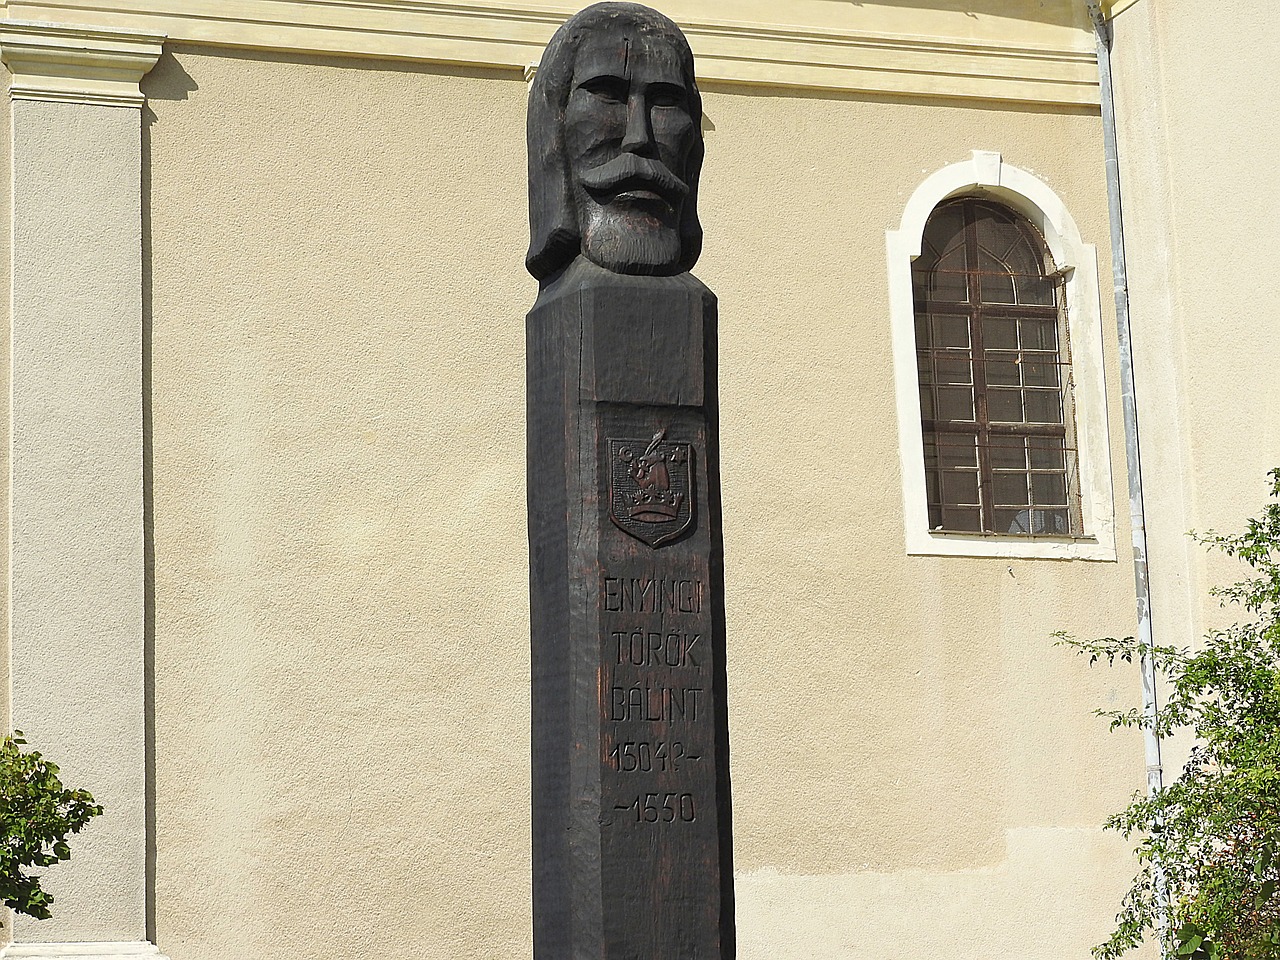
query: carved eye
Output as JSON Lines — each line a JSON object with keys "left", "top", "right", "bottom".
{"left": 648, "top": 85, "right": 685, "bottom": 109}
{"left": 580, "top": 75, "right": 628, "bottom": 104}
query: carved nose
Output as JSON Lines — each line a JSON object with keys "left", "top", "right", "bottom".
{"left": 620, "top": 94, "right": 652, "bottom": 154}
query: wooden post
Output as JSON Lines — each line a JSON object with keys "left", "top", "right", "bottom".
{"left": 525, "top": 7, "right": 734, "bottom": 953}
{"left": 528, "top": 257, "right": 734, "bottom": 960}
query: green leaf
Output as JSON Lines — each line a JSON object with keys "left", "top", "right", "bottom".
{"left": 1176, "top": 933, "right": 1204, "bottom": 956}
{"left": 1061, "top": 467, "right": 1280, "bottom": 959}
{"left": 0, "top": 732, "right": 102, "bottom": 919}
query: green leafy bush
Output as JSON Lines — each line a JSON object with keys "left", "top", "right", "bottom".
{"left": 1058, "top": 469, "right": 1280, "bottom": 960}
{"left": 0, "top": 732, "right": 102, "bottom": 919}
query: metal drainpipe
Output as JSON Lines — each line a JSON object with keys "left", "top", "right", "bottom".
{"left": 1085, "top": 0, "right": 1168, "bottom": 950}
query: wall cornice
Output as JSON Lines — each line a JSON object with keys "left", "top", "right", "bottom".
{"left": 0, "top": 0, "right": 1100, "bottom": 106}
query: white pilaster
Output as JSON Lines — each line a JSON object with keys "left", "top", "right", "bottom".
{"left": 0, "top": 20, "right": 166, "bottom": 960}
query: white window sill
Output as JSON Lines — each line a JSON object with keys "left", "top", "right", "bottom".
{"left": 906, "top": 529, "right": 1115, "bottom": 561}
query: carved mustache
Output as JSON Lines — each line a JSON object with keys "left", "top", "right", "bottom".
{"left": 579, "top": 154, "right": 689, "bottom": 203}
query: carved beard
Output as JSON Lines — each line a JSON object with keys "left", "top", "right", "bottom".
{"left": 578, "top": 199, "right": 683, "bottom": 276}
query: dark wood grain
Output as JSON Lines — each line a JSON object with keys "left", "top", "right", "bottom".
{"left": 527, "top": 7, "right": 733, "bottom": 955}
{"left": 526, "top": 2, "right": 704, "bottom": 281}
{"left": 528, "top": 259, "right": 735, "bottom": 960}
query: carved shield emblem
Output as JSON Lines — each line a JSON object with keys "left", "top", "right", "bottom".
{"left": 608, "top": 431, "right": 694, "bottom": 547}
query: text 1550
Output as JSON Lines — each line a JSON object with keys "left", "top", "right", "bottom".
{"left": 614, "top": 793, "right": 696, "bottom": 823}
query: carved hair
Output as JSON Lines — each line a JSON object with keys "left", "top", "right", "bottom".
{"left": 526, "top": 2, "right": 705, "bottom": 281}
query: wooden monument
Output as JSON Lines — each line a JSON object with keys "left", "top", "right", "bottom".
{"left": 526, "top": 4, "right": 736, "bottom": 958}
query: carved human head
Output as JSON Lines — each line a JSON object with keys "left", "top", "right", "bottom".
{"left": 526, "top": 2, "right": 704, "bottom": 281}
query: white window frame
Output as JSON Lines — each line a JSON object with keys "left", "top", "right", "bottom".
{"left": 886, "top": 151, "right": 1116, "bottom": 560}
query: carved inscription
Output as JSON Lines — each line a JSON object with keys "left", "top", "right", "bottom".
{"left": 603, "top": 576, "right": 704, "bottom": 614}
{"left": 602, "top": 566, "right": 709, "bottom": 831}
{"left": 614, "top": 793, "right": 697, "bottom": 823}
{"left": 612, "top": 629, "right": 701, "bottom": 667}
{"left": 607, "top": 739, "right": 696, "bottom": 772}
{"left": 608, "top": 683, "right": 702, "bottom": 722}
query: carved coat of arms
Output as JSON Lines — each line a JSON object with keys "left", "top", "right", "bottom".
{"left": 608, "top": 430, "right": 694, "bottom": 547}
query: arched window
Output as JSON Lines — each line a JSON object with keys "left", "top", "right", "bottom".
{"left": 887, "top": 153, "right": 1113, "bottom": 560}
{"left": 912, "top": 197, "right": 1080, "bottom": 536}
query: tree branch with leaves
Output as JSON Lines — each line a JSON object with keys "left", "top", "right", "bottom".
{"left": 1058, "top": 468, "right": 1280, "bottom": 960}
{"left": 0, "top": 732, "right": 102, "bottom": 920}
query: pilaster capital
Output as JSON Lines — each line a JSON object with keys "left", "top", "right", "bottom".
{"left": 0, "top": 20, "right": 164, "bottom": 107}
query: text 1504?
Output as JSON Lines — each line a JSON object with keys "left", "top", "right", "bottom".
{"left": 608, "top": 740, "right": 693, "bottom": 773}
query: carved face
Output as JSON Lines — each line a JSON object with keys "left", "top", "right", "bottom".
{"left": 562, "top": 31, "right": 698, "bottom": 275}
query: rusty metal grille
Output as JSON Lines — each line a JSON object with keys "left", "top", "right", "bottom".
{"left": 913, "top": 198, "right": 1082, "bottom": 536}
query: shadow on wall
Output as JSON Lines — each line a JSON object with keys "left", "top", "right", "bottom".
{"left": 142, "top": 51, "right": 198, "bottom": 102}
{"left": 825, "top": 0, "right": 1088, "bottom": 29}
{"left": 144, "top": 41, "right": 522, "bottom": 86}
{"left": 138, "top": 48, "right": 198, "bottom": 944}
{"left": 140, "top": 78, "right": 164, "bottom": 951}
{"left": 695, "top": 79, "right": 1098, "bottom": 118}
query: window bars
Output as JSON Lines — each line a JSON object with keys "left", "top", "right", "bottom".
{"left": 913, "top": 198, "right": 1083, "bottom": 536}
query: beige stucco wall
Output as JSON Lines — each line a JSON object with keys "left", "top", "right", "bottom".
{"left": 1111, "top": 1, "right": 1280, "bottom": 643}
{"left": 143, "top": 43, "right": 1145, "bottom": 960}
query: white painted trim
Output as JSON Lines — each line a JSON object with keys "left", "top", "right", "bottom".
{"left": 0, "top": 20, "right": 164, "bottom": 107}
{"left": 0, "top": 944, "right": 169, "bottom": 959}
{"left": 886, "top": 151, "right": 1117, "bottom": 561}
{"left": 1104, "top": 0, "right": 1143, "bottom": 17}
{"left": 0, "top": 0, "right": 1100, "bottom": 105}
{"left": 6, "top": 20, "right": 164, "bottom": 944}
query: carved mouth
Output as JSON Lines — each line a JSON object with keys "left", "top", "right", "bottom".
{"left": 580, "top": 155, "right": 688, "bottom": 210}
{"left": 604, "top": 177, "right": 676, "bottom": 208}
{"left": 615, "top": 187, "right": 663, "bottom": 202}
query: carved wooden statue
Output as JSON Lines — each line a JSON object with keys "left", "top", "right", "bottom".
{"left": 526, "top": 3, "right": 736, "bottom": 958}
